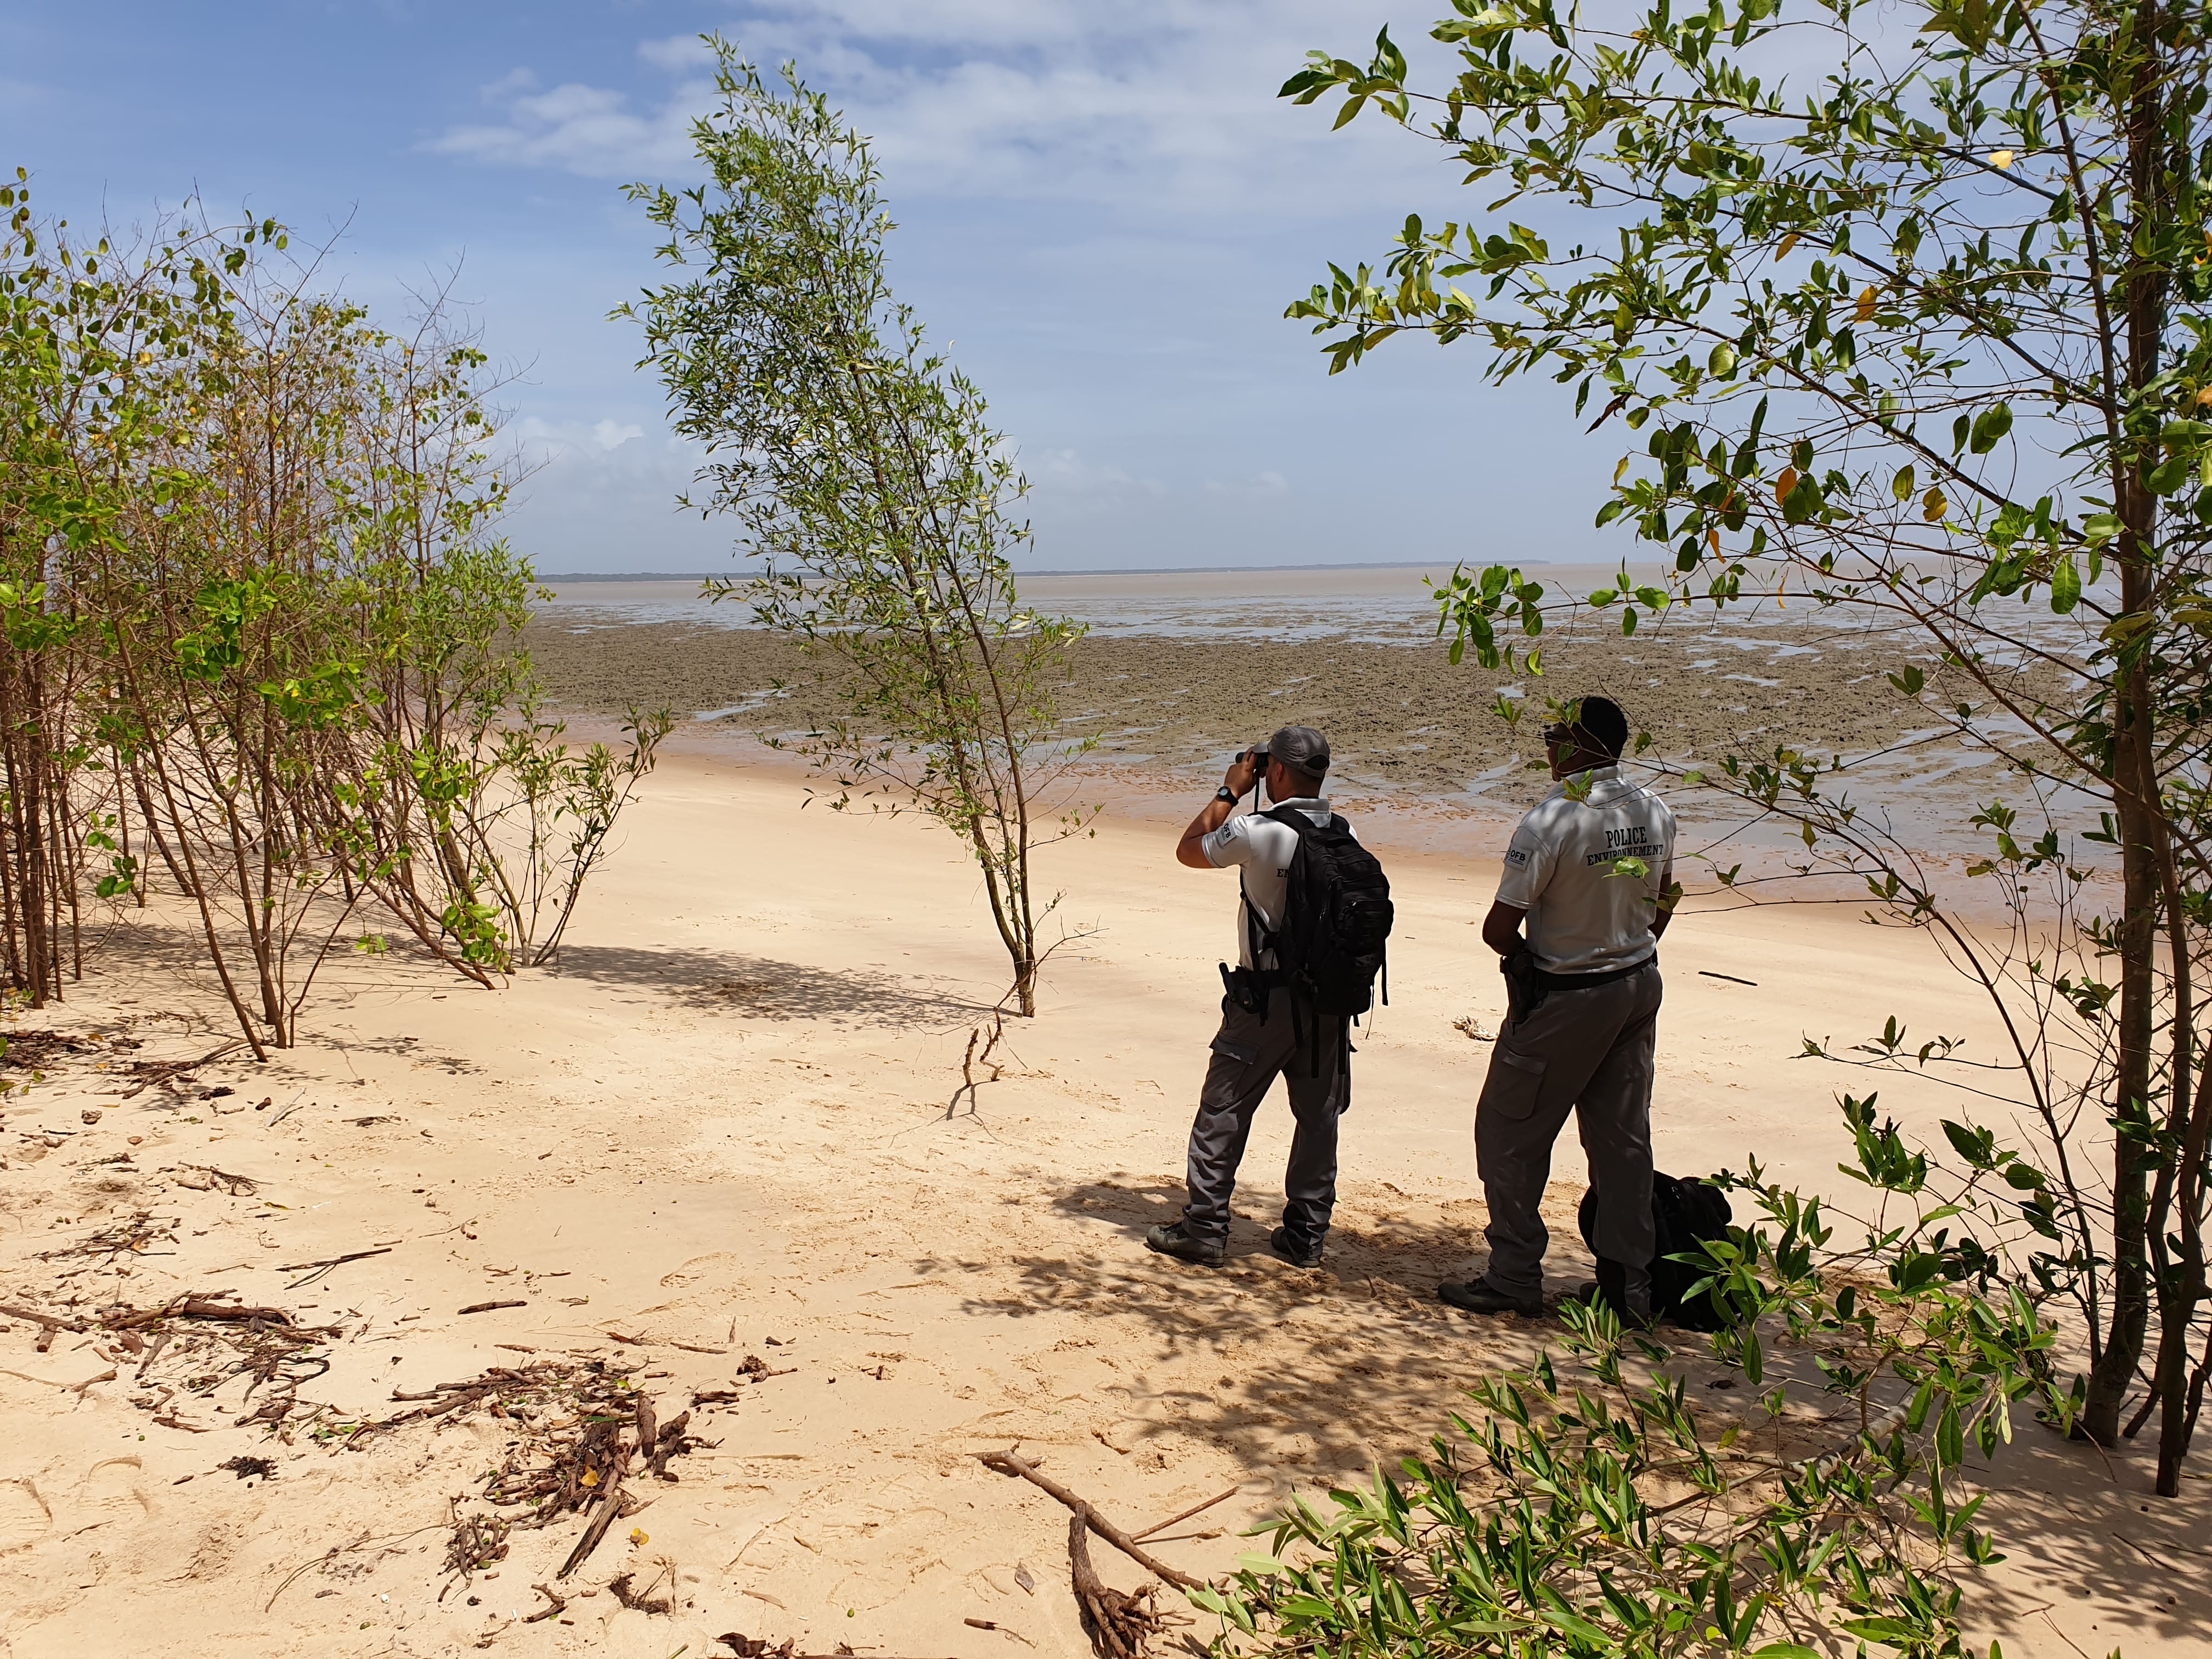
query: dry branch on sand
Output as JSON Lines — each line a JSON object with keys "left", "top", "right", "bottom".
{"left": 2, "top": 1289, "right": 340, "bottom": 1429}
{"left": 367, "top": 1358, "right": 709, "bottom": 1589}
{"left": 975, "top": 1452, "right": 1198, "bottom": 1658}
{"left": 35, "top": 1211, "right": 177, "bottom": 1263}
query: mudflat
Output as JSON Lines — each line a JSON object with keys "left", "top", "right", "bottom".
{"left": 523, "top": 612, "right": 2068, "bottom": 835}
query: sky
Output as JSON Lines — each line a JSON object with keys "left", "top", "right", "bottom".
{"left": 0, "top": 1, "right": 1621, "bottom": 574}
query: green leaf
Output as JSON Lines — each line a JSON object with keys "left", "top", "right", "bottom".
{"left": 1841, "top": 1616, "right": 1920, "bottom": 1643}
{"left": 2050, "top": 555, "right": 2081, "bottom": 613}
{"left": 1968, "top": 403, "right": 2012, "bottom": 455}
{"left": 2147, "top": 454, "right": 2192, "bottom": 496}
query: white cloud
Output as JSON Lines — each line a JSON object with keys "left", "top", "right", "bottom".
{"left": 425, "top": 1, "right": 1452, "bottom": 218}
{"left": 1205, "top": 469, "right": 1290, "bottom": 497}
{"left": 635, "top": 35, "right": 717, "bottom": 74}
{"left": 427, "top": 71, "right": 707, "bottom": 178}
{"left": 1028, "top": 446, "right": 1164, "bottom": 503}
{"left": 503, "top": 415, "right": 726, "bottom": 571}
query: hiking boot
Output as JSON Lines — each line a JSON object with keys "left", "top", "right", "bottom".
{"left": 1437, "top": 1278, "right": 1544, "bottom": 1317}
{"left": 1269, "top": 1226, "right": 1324, "bottom": 1268}
{"left": 1575, "top": 1258, "right": 1654, "bottom": 1328}
{"left": 1146, "top": 1221, "right": 1226, "bottom": 1267}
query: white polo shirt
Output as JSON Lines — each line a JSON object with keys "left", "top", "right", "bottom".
{"left": 1202, "top": 798, "right": 1347, "bottom": 969}
{"left": 1496, "top": 766, "right": 1675, "bottom": 974}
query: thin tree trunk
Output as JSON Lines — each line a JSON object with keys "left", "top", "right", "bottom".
{"left": 2084, "top": 5, "right": 2171, "bottom": 1442}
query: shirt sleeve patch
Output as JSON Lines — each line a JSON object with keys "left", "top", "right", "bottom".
{"left": 1203, "top": 819, "right": 1251, "bottom": 868}
{"left": 1504, "top": 847, "right": 1531, "bottom": 867}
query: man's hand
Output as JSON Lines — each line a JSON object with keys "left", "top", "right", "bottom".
{"left": 1222, "top": 746, "right": 1261, "bottom": 798}
{"left": 1176, "top": 747, "right": 1265, "bottom": 868}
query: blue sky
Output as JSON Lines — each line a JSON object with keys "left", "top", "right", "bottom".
{"left": 1, "top": 1, "right": 1618, "bottom": 574}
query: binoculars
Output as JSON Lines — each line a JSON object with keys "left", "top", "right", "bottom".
{"left": 1237, "top": 747, "right": 1272, "bottom": 771}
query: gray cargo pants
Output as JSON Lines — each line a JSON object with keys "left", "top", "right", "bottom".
{"left": 1475, "top": 960, "right": 1661, "bottom": 1306}
{"left": 1181, "top": 986, "right": 1351, "bottom": 1246}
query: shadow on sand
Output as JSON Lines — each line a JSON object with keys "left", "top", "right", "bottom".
{"left": 948, "top": 1179, "right": 2212, "bottom": 1656}
{"left": 547, "top": 941, "right": 995, "bottom": 1029}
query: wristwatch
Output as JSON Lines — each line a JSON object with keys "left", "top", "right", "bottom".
{"left": 1214, "top": 786, "right": 1239, "bottom": 803}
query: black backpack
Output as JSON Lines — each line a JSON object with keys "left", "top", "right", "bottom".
{"left": 1250, "top": 805, "right": 1395, "bottom": 1021}
{"left": 1577, "top": 1172, "right": 1734, "bottom": 1330}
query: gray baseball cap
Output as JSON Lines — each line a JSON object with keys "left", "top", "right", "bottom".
{"left": 1268, "top": 724, "right": 1331, "bottom": 776}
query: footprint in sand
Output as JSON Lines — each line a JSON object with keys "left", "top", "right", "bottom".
{"left": 0, "top": 1478, "right": 53, "bottom": 1555}
{"left": 77, "top": 1457, "right": 153, "bottom": 1521}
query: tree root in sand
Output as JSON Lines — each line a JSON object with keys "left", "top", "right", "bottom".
{"left": 975, "top": 1451, "right": 1198, "bottom": 1658}
{"left": 1069, "top": 1509, "right": 1171, "bottom": 1659}
{"left": 974, "top": 1452, "right": 1201, "bottom": 1588}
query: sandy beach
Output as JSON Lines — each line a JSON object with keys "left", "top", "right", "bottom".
{"left": 0, "top": 749, "right": 2202, "bottom": 1658}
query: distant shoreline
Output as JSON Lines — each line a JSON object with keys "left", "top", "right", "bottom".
{"left": 537, "top": 560, "right": 1505, "bottom": 582}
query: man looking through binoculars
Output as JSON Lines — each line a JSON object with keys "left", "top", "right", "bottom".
{"left": 1147, "top": 725, "right": 1362, "bottom": 1271}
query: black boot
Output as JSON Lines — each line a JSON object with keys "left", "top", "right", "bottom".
{"left": 1146, "top": 1221, "right": 1226, "bottom": 1267}
{"left": 1583, "top": 1257, "right": 1652, "bottom": 1327}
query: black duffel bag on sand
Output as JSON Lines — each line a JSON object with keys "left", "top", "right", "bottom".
{"left": 1577, "top": 1172, "right": 1733, "bottom": 1331}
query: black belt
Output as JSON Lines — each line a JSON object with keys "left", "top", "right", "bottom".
{"left": 1533, "top": 955, "right": 1656, "bottom": 994}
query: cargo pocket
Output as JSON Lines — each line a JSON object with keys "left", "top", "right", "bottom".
{"left": 1478, "top": 1045, "right": 1548, "bottom": 1122}
{"left": 1209, "top": 1035, "right": 1260, "bottom": 1066}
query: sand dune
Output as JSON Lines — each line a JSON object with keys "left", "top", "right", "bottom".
{"left": 0, "top": 756, "right": 2199, "bottom": 1657}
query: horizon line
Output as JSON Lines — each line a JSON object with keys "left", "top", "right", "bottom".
{"left": 537, "top": 558, "right": 1528, "bottom": 582}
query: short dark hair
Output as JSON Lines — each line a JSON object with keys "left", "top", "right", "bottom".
{"left": 1575, "top": 696, "right": 1629, "bottom": 758}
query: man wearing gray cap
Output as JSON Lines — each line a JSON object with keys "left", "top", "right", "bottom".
{"left": 1147, "top": 725, "right": 1364, "bottom": 1270}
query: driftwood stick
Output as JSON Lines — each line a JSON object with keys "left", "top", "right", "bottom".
{"left": 278, "top": 1247, "right": 392, "bottom": 1286}
{"left": 1131, "top": 1485, "right": 1240, "bottom": 1543}
{"left": 0, "top": 1309, "right": 87, "bottom": 1336}
{"left": 975, "top": 1452, "right": 1202, "bottom": 1590}
{"left": 120, "top": 1041, "right": 245, "bottom": 1098}
{"left": 523, "top": 1583, "right": 567, "bottom": 1623}
{"left": 556, "top": 1480, "right": 625, "bottom": 1580}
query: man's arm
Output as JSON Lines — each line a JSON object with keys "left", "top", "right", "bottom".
{"left": 1482, "top": 900, "right": 1527, "bottom": 958}
{"left": 1176, "top": 751, "right": 1261, "bottom": 868}
{"left": 1650, "top": 817, "right": 1678, "bottom": 940}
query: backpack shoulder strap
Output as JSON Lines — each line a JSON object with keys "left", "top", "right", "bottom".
{"left": 1261, "top": 804, "right": 1334, "bottom": 841}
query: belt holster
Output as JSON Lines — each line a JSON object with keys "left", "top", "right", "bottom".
{"left": 1220, "top": 963, "right": 1273, "bottom": 1019}
{"left": 1502, "top": 951, "right": 1547, "bottom": 1028}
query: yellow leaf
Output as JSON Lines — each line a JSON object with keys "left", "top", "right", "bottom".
{"left": 581, "top": 1468, "right": 599, "bottom": 1487}
{"left": 1774, "top": 467, "right": 1799, "bottom": 504}
{"left": 2197, "top": 384, "right": 2212, "bottom": 407}
{"left": 1923, "top": 486, "right": 1948, "bottom": 522}
{"left": 628, "top": 1527, "right": 649, "bottom": 1547}
{"left": 1778, "top": 232, "right": 1799, "bottom": 259}
{"left": 1706, "top": 526, "right": 1720, "bottom": 555}
{"left": 1855, "top": 285, "right": 1877, "bottom": 323}
{"left": 1989, "top": 149, "right": 2015, "bottom": 170}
